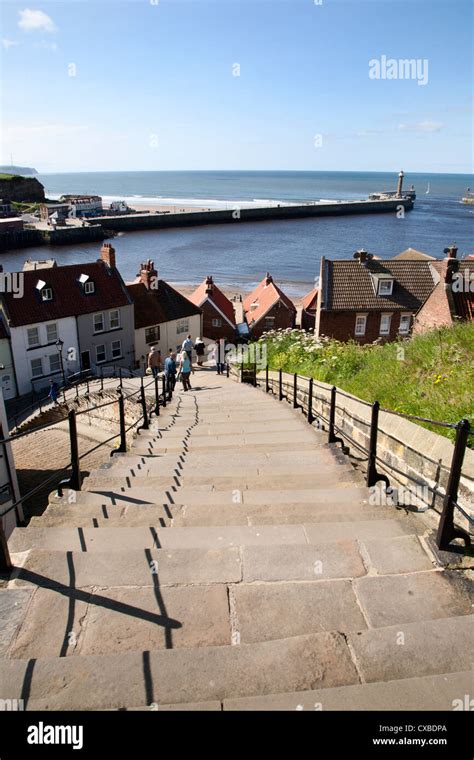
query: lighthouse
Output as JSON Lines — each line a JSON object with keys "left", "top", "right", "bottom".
{"left": 396, "top": 170, "right": 404, "bottom": 197}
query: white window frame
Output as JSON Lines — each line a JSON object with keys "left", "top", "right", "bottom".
{"left": 93, "top": 313, "right": 105, "bottom": 333}
{"left": 399, "top": 313, "right": 411, "bottom": 335}
{"left": 211, "top": 317, "right": 222, "bottom": 328}
{"left": 380, "top": 313, "right": 392, "bottom": 336}
{"left": 27, "top": 326, "right": 40, "bottom": 347}
{"left": 354, "top": 314, "right": 367, "bottom": 337}
{"left": 46, "top": 323, "right": 58, "bottom": 343}
{"left": 111, "top": 339, "right": 122, "bottom": 359}
{"left": 41, "top": 287, "right": 53, "bottom": 302}
{"left": 109, "top": 309, "right": 120, "bottom": 330}
{"left": 177, "top": 318, "right": 189, "bottom": 335}
{"left": 378, "top": 279, "right": 394, "bottom": 296}
{"left": 95, "top": 344, "right": 106, "bottom": 363}
{"left": 30, "top": 357, "right": 43, "bottom": 378}
{"left": 49, "top": 353, "right": 61, "bottom": 373}
{"left": 84, "top": 280, "right": 95, "bottom": 294}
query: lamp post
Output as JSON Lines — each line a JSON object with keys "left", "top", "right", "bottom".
{"left": 56, "top": 339, "right": 66, "bottom": 385}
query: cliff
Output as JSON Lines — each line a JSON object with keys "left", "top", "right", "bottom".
{"left": 0, "top": 174, "right": 45, "bottom": 202}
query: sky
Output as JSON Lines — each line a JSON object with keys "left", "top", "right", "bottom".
{"left": 0, "top": 0, "right": 472, "bottom": 173}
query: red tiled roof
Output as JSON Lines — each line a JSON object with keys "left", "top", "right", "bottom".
{"left": 301, "top": 287, "right": 318, "bottom": 312}
{"left": 2, "top": 261, "right": 131, "bottom": 327}
{"left": 450, "top": 261, "right": 474, "bottom": 321}
{"left": 189, "top": 279, "right": 236, "bottom": 326}
{"left": 127, "top": 280, "right": 202, "bottom": 329}
{"left": 322, "top": 260, "right": 436, "bottom": 312}
{"left": 243, "top": 275, "right": 296, "bottom": 327}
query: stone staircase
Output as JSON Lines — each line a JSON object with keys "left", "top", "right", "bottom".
{"left": 1, "top": 367, "right": 472, "bottom": 711}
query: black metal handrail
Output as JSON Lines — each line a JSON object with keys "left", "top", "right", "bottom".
{"left": 0, "top": 374, "right": 171, "bottom": 571}
{"left": 253, "top": 365, "right": 472, "bottom": 553}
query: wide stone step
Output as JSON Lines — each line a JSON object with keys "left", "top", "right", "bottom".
{"left": 8, "top": 519, "right": 416, "bottom": 553}
{"left": 0, "top": 632, "right": 360, "bottom": 709}
{"left": 223, "top": 671, "right": 473, "bottom": 711}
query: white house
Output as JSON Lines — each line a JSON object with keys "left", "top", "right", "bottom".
{"left": 126, "top": 260, "right": 202, "bottom": 370}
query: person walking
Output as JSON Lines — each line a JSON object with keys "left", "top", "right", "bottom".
{"left": 195, "top": 337, "right": 205, "bottom": 366}
{"left": 179, "top": 349, "right": 192, "bottom": 391}
{"left": 164, "top": 349, "right": 177, "bottom": 395}
{"left": 181, "top": 334, "right": 194, "bottom": 362}
{"left": 147, "top": 345, "right": 162, "bottom": 378}
{"left": 48, "top": 379, "right": 60, "bottom": 405}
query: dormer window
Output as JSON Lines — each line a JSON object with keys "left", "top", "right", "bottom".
{"left": 84, "top": 281, "right": 95, "bottom": 294}
{"left": 378, "top": 279, "right": 393, "bottom": 296}
{"left": 41, "top": 287, "right": 53, "bottom": 301}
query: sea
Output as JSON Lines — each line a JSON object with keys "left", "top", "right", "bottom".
{"left": 4, "top": 170, "right": 473, "bottom": 296}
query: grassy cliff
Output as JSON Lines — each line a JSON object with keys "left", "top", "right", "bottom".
{"left": 256, "top": 323, "right": 474, "bottom": 441}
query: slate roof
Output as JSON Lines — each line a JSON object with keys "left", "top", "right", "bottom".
{"left": 244, "top": 275, "right": 296, "bottom": 327}
{"left": 127, "top": 280, "right": 202, "bottom": 329}
{"left": 322, "top": 259, "right": 436, "bottom": 312}
{"left": 2, "top": 261, "right": 132, "bottom": 328}
{"left": 189, "top": 279, "right": 236, "bottom": 326}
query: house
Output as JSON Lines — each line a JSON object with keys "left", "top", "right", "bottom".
{"left": 39, "top": 203, "right": 70, "bottom": 223}
{"left": 188, "top": 276, "right": 236, "bottom": 341}
{"left": 0, "top": 385, "right": 22, "bottom": 538}
{"left": 59, "top": 195, "right": 103, "bottom": 217}
{"left": 413, "top": 245, "right": 474, "bottom": 333}
{"left": 301, "top": 286, "right": 318, "bottom": 331}
{"left": 0, "top": 244, "right": 135, "bottom": 396}
{"left": 243, "top": 273, "right": 296, "bottom": 338}
{"left": 315, "top": 249, "right": 436, "bottom": 344}
{"left": 127, "top": 260, "right": 202, "bottom": 369}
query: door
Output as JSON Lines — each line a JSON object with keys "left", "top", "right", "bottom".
{"left": 1, "top": 374, "right": 13, "bottom": 400}
{"left": 81, "top": 351, "right": 91, "bottom": 371}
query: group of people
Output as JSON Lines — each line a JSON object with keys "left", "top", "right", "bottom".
{"left": 147, "top": 334, "right": 206, "bottom": 392}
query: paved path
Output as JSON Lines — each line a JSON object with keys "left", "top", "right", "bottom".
{"left": 0, "top": 367, "right": 472, "bottom": 710}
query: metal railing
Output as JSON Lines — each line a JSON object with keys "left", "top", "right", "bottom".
{"left": 241, "top": 363, "right": 472, "bottom": 554}
{"left": 0, "top": 373, "right": 172, "bottom": 571}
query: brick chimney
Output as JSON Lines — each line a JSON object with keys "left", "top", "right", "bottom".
{"left": 100, "top": 243, "right": 116, "bottom": 268}
{"left": 205, "top": 275, "right": 214, "bottom": 295}
{"left": 139, "top": 259, "right": 158, "bottom": 290}
{"left": 354, "top": 248, "right": 373, "bottom": 266}
{"left": 265, "top": 272, "right": 273, "bottom": 286}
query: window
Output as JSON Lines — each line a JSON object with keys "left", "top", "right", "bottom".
{"left": 378, "top": 279, "right": 394, "bottom": 296}
{"left": 84, "top": 280, "right": 95, "bottom": 294}
{"left": 177, "top": 318, "right": 189, "bottom": 334}
{"left": 355, "top": 314, "right": 367, "bottom": 337}
{"left": 93, "top": 313, "right": 104, "bottom": 333}
{"left": 95, "top": 344, "right": 106, "bottom": 363}
{"left": 399, "top": 313, "right": 412, "bottom": 334}
{"left": 264, "top": 316, "right": 275, "bottom": 328}
{"left": 211, "top": 318, "right": 222, "bottom": 328}
{"left": 145, "top": 326, "right": 160, "bottom": 344}
{"left": 380, "top": 314, "right": 392, "bottom": 336}
{"left": 41, "top": 287, "right": 53, "bottom": 302}
{"left": 30, "top": 358, "right": 43, "bottom": 378}
{"left": 46, "top": 323, "right": 58, "bottom": 343}
{"left": 109, "top": 309, "right": 120, "bottom": 329}
{"left": 49, "top": 353, "right": 61, "bottom": 373}
{"left": 27, "top": 327, "right": 40, "bottom": 347}
{"left": 111, "top": 339, "right": 122, "bottom": 359}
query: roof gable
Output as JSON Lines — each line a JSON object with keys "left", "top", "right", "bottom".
{"left": 189, "top": 279, "right": 236, "bottom": 326}
{"left": 127, "top": 280, "right": 202, "bottom": 329}
{"left": 243, "top": 275, "right": 296, "bottom": 326}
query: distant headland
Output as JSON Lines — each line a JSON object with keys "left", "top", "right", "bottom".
{"left": 0, "top": 166, "right": 38, "bottom": 176}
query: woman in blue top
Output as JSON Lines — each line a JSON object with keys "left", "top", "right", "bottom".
{"left": 179, "top": 350, "right": 192, "bottom": 391}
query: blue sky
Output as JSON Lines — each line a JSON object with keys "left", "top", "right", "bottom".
{"left": 1, "top": 0, "right": 472, "bottom": 172}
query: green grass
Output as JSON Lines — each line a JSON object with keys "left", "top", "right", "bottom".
{"left": 0, "top": 173, "right": 20, "bottom": 181}
{"left": 255, "top": 323, "right": 474, "bottom": 443}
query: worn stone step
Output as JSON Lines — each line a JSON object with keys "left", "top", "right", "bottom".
{"left": 7, "top": 583, "right": 232, "bottom": 659}
{"left": 347, "top": 615, "right": 473, "bottom": 683}
{"left": 8, "top": 519, "right": 415, "bottom": 553}
{"left": 0, "top": 632, "right": 359, "bottom": 709}
{"left": 353, "top": 570, "right": 472, "bottom": 628}
{"left": 223, "top": 671, "right": 473, "bottom": 711}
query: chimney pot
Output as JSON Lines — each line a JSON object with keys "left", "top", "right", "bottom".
{"left": 139, "top": 259, "right": 158, "bottom": 289}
